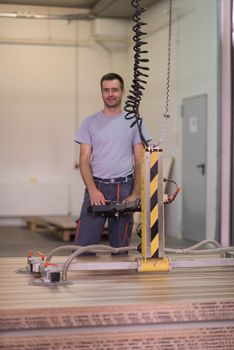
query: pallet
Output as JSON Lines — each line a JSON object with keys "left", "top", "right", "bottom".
{"left": 25, "top": 215, "right": 77, "bottom": 241}
{"left": 25, "top": 215, "right": 109, "bottom": 241}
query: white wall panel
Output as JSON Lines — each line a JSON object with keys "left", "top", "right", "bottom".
{"left": 0, "top": 12, "right": 129, "bottom": 217}
{"left": 0, "top": 182, "right": 69, "bottom": 216}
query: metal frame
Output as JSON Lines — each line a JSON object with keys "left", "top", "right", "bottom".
{"left": 219, "top": 0, "right": 232, "bottom": 246}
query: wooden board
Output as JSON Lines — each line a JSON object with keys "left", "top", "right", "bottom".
{"left": 2, "top": 327, "right": 234, "bottom": 350}
{"left": 0, "top": 255, "right": 234, "bottom": 349}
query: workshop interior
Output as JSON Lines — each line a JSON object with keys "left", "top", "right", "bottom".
{"left": 0, "top": 0, "right": 234, "bottom": 349}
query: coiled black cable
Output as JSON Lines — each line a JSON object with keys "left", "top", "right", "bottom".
{"left": 124, "top": 0, "right": 150, "bottom": 149}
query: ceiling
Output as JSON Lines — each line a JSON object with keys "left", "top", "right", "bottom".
{"left": 0, "top": 0, "right": 160, "bottom": 19}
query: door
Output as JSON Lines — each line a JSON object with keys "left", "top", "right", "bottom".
{"left": 182, "top": 95, "right": 207, "bottom": 242}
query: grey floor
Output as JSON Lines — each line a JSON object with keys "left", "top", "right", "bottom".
{"left": 0, "top": 225, "right": 194, "bottom": 257}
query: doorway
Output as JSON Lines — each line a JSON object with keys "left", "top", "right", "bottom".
{"left": 182, "top": 94, "right": 207, "bottom": 242}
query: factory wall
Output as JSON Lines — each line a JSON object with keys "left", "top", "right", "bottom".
{"left": 0, "top": 1, "right": 219, "bottom": 242}
{"left": 0, "top": 6, "right": 129, "bottom": 218}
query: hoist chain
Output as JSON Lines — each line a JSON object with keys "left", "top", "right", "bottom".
{"left": 155, "top": 0, "right": 173, "bottom": 149}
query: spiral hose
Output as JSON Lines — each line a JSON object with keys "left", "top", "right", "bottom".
{"left": 124, "top": 0, "right": 150, "bottom": 149}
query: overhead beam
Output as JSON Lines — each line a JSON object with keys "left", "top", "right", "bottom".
{"left": 92, "top": 0, "right": 117, "bottom": 16}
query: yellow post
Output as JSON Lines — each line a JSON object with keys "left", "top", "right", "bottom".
{"left": 137, "top": 257, "right": 170, "bottom": 272}
{"left": 139, "top": 147, "right": 167, "bottom": 271}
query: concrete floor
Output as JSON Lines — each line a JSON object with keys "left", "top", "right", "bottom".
{"left": 0, "top": 225, "right": 194, "bottom": 257}
{"left": 0, "top": 226, "right": 68, "bottom": 257}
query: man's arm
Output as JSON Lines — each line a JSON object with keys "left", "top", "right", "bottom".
{"left": 79, "top": 143, "right": 107, "bottom": 205}
{"left": 122, "top": 143, "right": 142, "bottom": 203}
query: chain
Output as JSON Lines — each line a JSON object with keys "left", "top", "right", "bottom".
{"left": 155, "top": 0, "right": 173, "bottom": 149}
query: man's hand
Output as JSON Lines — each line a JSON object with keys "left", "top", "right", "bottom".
{"left": 88, "top": 188, "right": 109, "bottom": 206}
{"left": 122, "top": 193, "right": 139, "bottom": 204}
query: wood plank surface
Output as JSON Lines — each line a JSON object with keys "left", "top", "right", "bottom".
{"left": 0, "top": 255, "right": 234, "bottom": 349}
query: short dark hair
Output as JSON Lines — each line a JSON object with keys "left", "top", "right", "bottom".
{"left": 100, "top": 73, "right": 124, "bottom": 90}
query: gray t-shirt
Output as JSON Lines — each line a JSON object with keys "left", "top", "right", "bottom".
{"left": 75, "top": 111, "right": 149, "bottom": 179}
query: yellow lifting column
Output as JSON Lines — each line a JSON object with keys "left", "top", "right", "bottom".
{"left": 138, "top": 147, "right": 170, "bottom": 272}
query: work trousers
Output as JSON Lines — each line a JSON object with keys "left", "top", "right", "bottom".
{"left": 74, "top": 178, "right": 134, "bottom": 253}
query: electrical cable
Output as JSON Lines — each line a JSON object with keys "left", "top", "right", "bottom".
{"left": 166, "top": 247, "right": 234, "bottom": 255}
{"left": 125, "top": 0, "right": 173, "bottom": 149}
{"left": 61, "top": 245, "right": 137, "bottom": 281}
{"left": 124, "top": 0, "right": 150, "bottom": 149}
{"left": 165, "top": 239, "right": 234, "bottom": 255}
{"left": 45, "top": 245, "right": 81, "bottom": 262}
{"left": 45, "top": 244, "right": 136, "bottom": 263}
{"left": 45, "top": 239, "right": 232, "bottom": 264}
{"left": 163, "top": 177, "right": 181, "bottom": 204}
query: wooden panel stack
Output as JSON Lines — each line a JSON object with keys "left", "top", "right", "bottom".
{"left": 0, "top": 255, "right": 234, "bottom": 349}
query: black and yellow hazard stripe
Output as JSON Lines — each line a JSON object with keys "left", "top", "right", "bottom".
{"left": 140, "top": 148, "right": 169, "bottom": 271}
{"left": 149, "top": 151, "right": 159, "bottom": 257}
{"left": 140, "top": 149, "right": 148, "bottom": 259}
{"left": 141, "top": 149, "right": 161, "bottom": 259}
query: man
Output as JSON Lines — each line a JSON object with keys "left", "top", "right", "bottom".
{"left": 74, "top": 72, "right": 148, "bottom": 252}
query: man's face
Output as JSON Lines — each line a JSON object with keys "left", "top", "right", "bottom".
{"left": 101, "top": 79, "right": 125, "bottom": 109}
